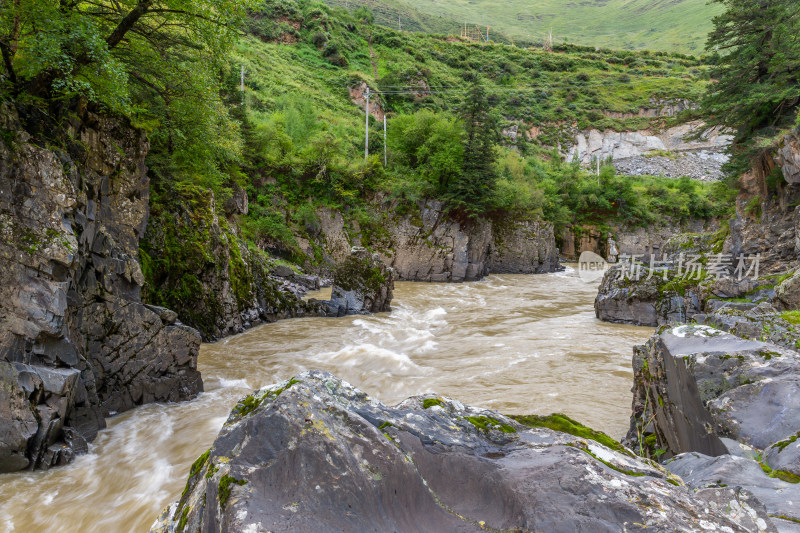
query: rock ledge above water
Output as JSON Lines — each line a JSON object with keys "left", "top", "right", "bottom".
{"left": 150, "top": 370, "right": 774, "bottom": 533}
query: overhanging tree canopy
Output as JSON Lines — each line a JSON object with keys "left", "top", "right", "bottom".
{"left": 703, "top": 0, "right": 800, "bottom": 173}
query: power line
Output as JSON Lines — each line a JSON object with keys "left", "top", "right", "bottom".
{"left": 366, "top": 76, "right": 695, "bottom": 95}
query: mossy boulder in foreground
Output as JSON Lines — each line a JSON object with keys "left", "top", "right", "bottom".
{"left": 150, "top": 371, "right": 774, "bottom": 533}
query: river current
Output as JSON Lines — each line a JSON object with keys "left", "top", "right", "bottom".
{"left": 0, "top": 266, "right": 653, "bottom": 532}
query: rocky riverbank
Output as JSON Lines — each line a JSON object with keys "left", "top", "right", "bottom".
{"left": 595, "top": 127, "right": 800, "bottom": 326}
{"left": 312, "top": 200, "right": 560, "bottom": 282}
{"left": 626, "top": 325, "right": 800, "bottom": 532}
{"left": 0, "top": 101, "right": 201, "bottom": 473}
{"left": 590, "top": 127, "right": 800, "bottom": 532}
{"left": 150, "top": 371, "right": 774, "bottom": 533}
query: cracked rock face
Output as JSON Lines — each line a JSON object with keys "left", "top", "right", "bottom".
{"left": 0, "top": 102, "right": 201, "bottom": 473}
{"left": 151, "top": 371, "right": 774, "bottom": 533}
{"left": 315, "top": 200, "right": 560, "bottom": 283}
{"left": 626, "top": 325, "right": 800, "bottom": 460}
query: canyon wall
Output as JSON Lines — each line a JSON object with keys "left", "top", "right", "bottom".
{"left": 0, "top": 102, "right": 201, "bottom": 473}
{"left": 313, "top": 200, "right": 560, "bottom": 282}
{"left": 140, "top": 186, "right": 323, "bottom": 342}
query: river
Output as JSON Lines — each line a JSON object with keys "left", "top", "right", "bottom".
{"left": 0, "top": 267, "right": 653, "bottom": 532}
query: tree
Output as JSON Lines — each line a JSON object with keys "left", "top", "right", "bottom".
{"left": 0, "top": 0, "right": 255, "bottom": 184}
{"left": 703, "top": 0, "right": 800, "bottom": 173}
{"left": 387, "top": 110, "right": 464, "bottom": 192}
{"left": 448, "top": 82, "right": 500, "bottom": 215}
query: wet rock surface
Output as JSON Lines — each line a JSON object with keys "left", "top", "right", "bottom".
{"left": 0, "top": 102, "right": 201, "bottom": 472}
{"left": 626, "top": 325, "right": 800, "bottom": 458}
{"left": 594, "top": 263, "right": 706, "bottom": 327}
{"left": 666, "top": 452, "right": 800, "bottom": 532}
{"left": 319, "top": 247, "right": 394, "bottom": 316}
{"left": 626, "top": 324, "right": 800, "bottom": 529}
{"left": 315, "top": 200, "right": 560, "bottom": 283}
{"left": 700, "top": 302, "right": 800, "bottom": 351}
{"left": 151, "top": 371, "right": 775, "bottom": 533}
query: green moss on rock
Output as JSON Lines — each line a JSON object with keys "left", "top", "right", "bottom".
{"left": 465, "top": 415, "right": 516, "bottom": 434}
{"left": 510, "top": 413, "right": 626, "bottom": 453}
{"left": 422, "top": 398, "right": 445, "bottom": 409}
{"left": 218, "top": 474, "right": 248, "bottom": 509}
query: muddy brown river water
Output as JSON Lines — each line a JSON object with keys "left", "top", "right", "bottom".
{"left": 0, "top": 267, "right": 653, "bottom": 532}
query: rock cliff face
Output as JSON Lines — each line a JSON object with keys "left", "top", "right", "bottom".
{"left": 594, "top": 232, "right": 724, "bottom": 326}
{"left": 595, "top": 130, "right": 800, "bottom": 327}
{"left": 0, "top": 102, "right": 201, "bottom": 473}
{"left": 141, "top": 185, "right": 324, "bottom": 342}
{"left": 315, "top": 200, "right": 560, "bottom": 282}
{"left": 566, "top": 120, "right": 733, "bottom": 180}
{"left": 626, "top": 326, "right": 800, "bottom": 531}
{"left": 730, "top": 129, "right": 800, "bottom": 275}
{"left": 150, "top": 371, "right": 774, "bottom": 533}
{"left": 561, "top": 220, "right": 716, "bottom": 262}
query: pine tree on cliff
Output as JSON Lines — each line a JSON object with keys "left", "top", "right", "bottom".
{"left": 447, "top": 82, "right": 500, "bottom": 216}
{"left": 703, "top": 0, "right": 800, "bottom": 175}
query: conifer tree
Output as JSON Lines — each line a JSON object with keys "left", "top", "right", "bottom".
{"left": 703, "top": 0, "right": 800, "bottom": 173}
{"left": 448, "top": 82, "right": 500, "bottom": 215}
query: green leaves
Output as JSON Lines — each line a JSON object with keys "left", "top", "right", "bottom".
{"left": 387, "top": 109, "right": 464, "bottom": 193}
{"left": 703, "top": 0, "right": 800, "bottom": 172}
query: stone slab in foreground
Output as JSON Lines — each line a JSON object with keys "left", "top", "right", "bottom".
{"left": 151, "top": 371, "right": 774, "bottom": 533}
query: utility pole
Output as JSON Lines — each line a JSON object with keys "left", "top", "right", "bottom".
{"left": 398, "top": 15, "right": 401, "bottom": 31}
{"left": 364, "top": 87, "right": 370, "bottom": 162}
{"left": 240, "top": 65, "right": 246, "bottom": 104}
{"left": 383, "top": 115, "right": 387, "bottom": 166}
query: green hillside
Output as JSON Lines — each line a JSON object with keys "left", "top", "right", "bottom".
{"left": 237, "top": 0, "right": 710, "bottom": 150}
{"left": 217, "top": 0, "right": 729, "bottom": 255}
{"left": 325, "top": 0, "right": 723, "bottom": 54}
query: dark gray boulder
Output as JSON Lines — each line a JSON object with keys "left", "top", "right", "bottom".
{"left": 594, "top": 264, "right": 705, "bottom": 326}
{"left": 776, "top": 270, "right": 800, "bottom": 311}
{"left": 320, "top": 247, "right": 394, "bottom": 316}
{"left": 271, "top": 264, "right": 295, "bottom": 278}
{"left": 667, "top": 452, "right": 800, "bottom": 532}
{"left": 151, "top": 371, "right": 775, "bottom": 533}
{"left": 765, "top": 432, "right": 800, "bottom": 478}
{"left": 626, "top": 325, "right": 800, "bottom": 460}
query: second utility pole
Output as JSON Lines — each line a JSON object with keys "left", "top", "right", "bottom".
{"left": 365, "top": 87, "right": 370, "bottom": 162}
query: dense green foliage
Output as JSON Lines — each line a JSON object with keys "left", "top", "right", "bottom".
{"left": 447, "top": 83, "right": 500, "bottom": 215}
{"left": 323, "top": 0, "right": 722, "bottom": 53}
{"left": 0, "top": 0, "right": 253, "bottom": 186}
{"left": 222, "top": 0, "right": 723, "bottom": 250}
{"left": 703, "top": 0, "right": 800, "bottom": 176}
{"left": 2, "top": 0, "right": 733, "bottom": 269}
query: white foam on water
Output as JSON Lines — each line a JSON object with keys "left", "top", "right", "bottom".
{"left": 556, "top": 265, "right": 576, "bottom": 277}
{"left": 218, "top": 377, "right": 251, "bottom": 389}
{"left": 314, "top": 344, "right": 422, "bottom": 375}
{"left": 127, "top": 456, "right": 174, "bottom": 503}
{"left": 41, "top": 490, "right": 57, "bottom": 505}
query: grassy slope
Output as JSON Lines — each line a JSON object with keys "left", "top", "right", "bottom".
{"left": 323, "top": 0, "right": 722, "bottom": 54}
{"left": 237, "top": 6, "right": 709, "bottom": 150}
{"left": 225, "top": 2, "right": 730, "bottom": 259}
